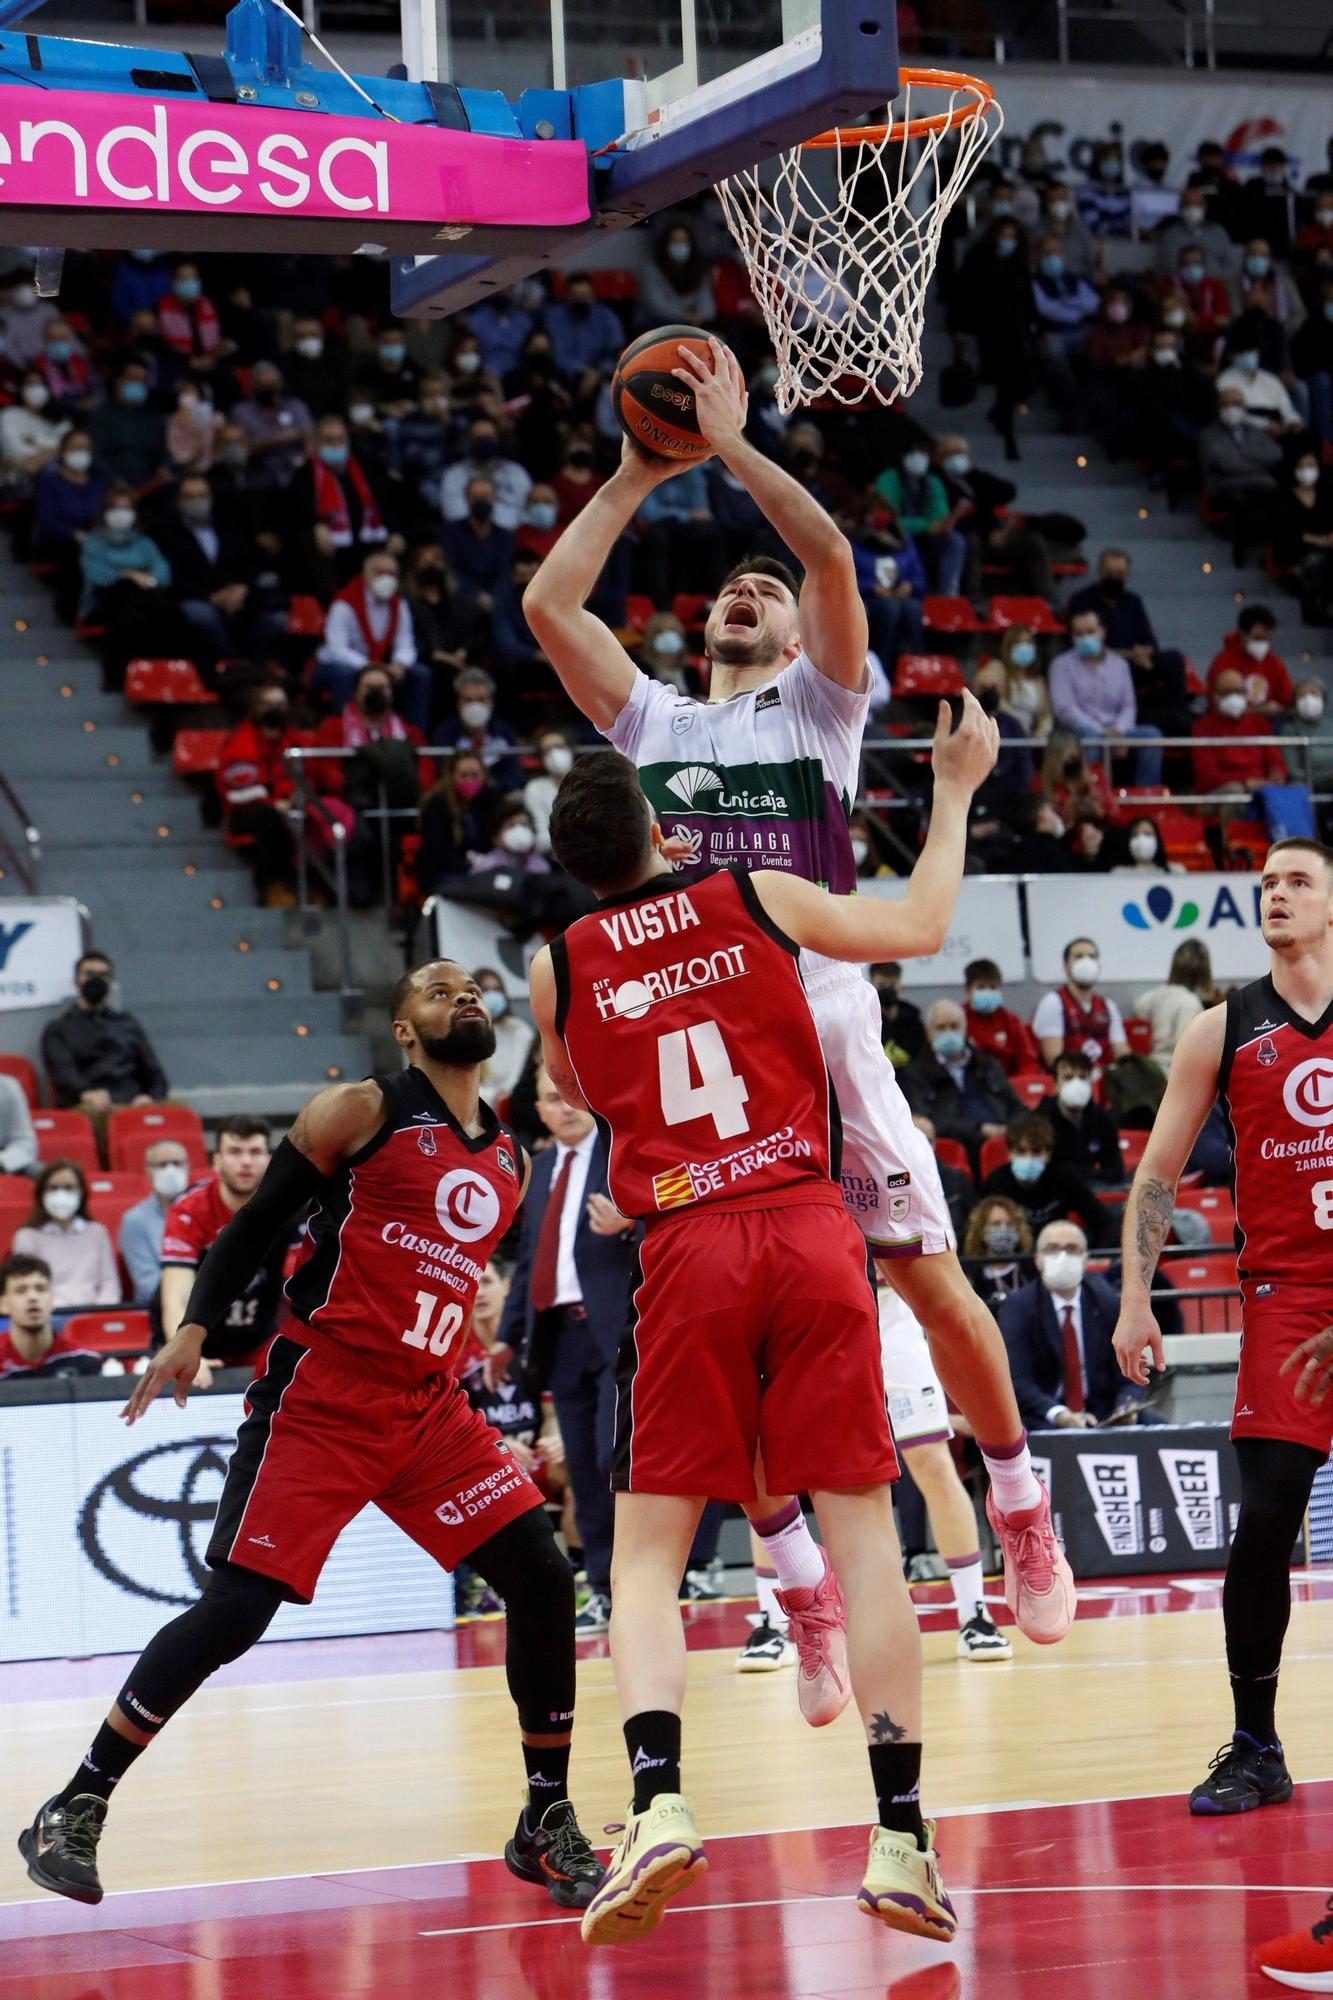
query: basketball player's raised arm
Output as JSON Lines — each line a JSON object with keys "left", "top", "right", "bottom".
{"left": 675, "top": 339, "right": 868, "bottom": 690}
{"left": 1112, "top": 1006, "right": 1227, "bottom": 1386}
{"left": 528, "top": 947, "right": 590, "bottom": 1112}
{"left": 123, "top": 1082, "right": 385, "bottom": 1424}
{"left": 523, "top": 442, "right": 695, "bottom": 731}
{"left": 751, "top": 693, "right": 999, "bottom": 961}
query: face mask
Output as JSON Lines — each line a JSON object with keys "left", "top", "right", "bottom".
{"left": 379, "top": 344, "right": 405, "bottom": 366}
{"left": 1041, "top": 255, "right": 1064, "bottom": 279}
{"left": 1058, "top": 1076, "right": 1093, "bottom": 1110}
{"left": 991, "top": 199, "right": 1015, "bottom": 218}
{"left": 1074, "top": 633, "right": 1102, "bottom": 659}
{"left": 942, "top": 452, "right": 971, "bottom": 477}
{"left": 1246, "top": 255, "right": 1271, "bottom": 279}
{"left": 175, "top": 277, "right": 202, "bottom": 301}
{"left": 1234, "top": 352, "right": 1260, "bottom": 375}
{"left": 1318, "top": 211, "right": 1333, "bottom": 231}
{"left": 22, "top": 384, "right": 49, "bottom": 410}
{"left": 902, "top": 451, "right": 930, "bottom": 477}
{"left": 566, "top": 449, "right": 594, "bottom": 469}
{"left": 319, "top": 444, "right": 348, "bottom": 468}
{"left": 526, "top": 501, "right": 557, "bottom": 531}
{"left": 654, "top": 628, "right": 686, "bottom": 656}
{"left": 455, "top": 774, "right": 485, "bottom": 800}
{"left": 455, "top": 351, "right": 481, "bottom": 375}
{"left": 543, "top": 746, "right": 573, "bottom": 778}
{"left": 368, "top": 572, "right": 398, "bottom": 602}
{"left": 1009, "top": 640, "right": 1037, "bottom": 669}
{"left": 105, "top": 508, "right": 135, "bottom": 535}
{"left": 349, "top": 403, "right": 376, "bottom": 427}
{"left": 1011, "top": 1155, "right": 1047, "bottom": 1185}
{"left": 1106, "top": 300, "right": 1130, "bottom": 324}
{"left": 1180, "top": 206, "right": 1206, "bottom": 227}
{"left": 482, "top": 989, "right": 508, "bottom": 1018}
{"left": 79, "top": 973, "right": 110, "bottom": 1005}
{"left": 181, "top": 497, "right": 211, "bottom": 524}
{"left": 1130, "top": 831, "right": 1158, "bottom": 862}
{"left": 1041, "top": 1249, "right": 1086, "bottom": 1291}
{"left": 1219, "top": 403, "right": 1247, "bottom": 427}
{"left": 667, "top": 241, "right": 691, "bottom": 264}
{"left": 150, "top": 1163, "right": 188, "bottom": 1200}
{"left": 47, "top": 340, "right": 72, "bottom": 363}
{"left": 984, "top": 1222, "right": 1021, "bottom": 1255}
{"left": 1098, "top": 159, "right": 1122, "bottom": 183}
{"left": 1152, "top": 347, "right": 1180, "bottom": 367}
{"left": 1262, "top": 170, "right": 1285, "bottom": 189}
{"left": 970, "top": 988, "right": 1002, "bottom": 1015}
{"left": 130, "top": 248, "right": 156, "bottom": 263}
{"left": 931, "top": 1029, "right": 967, "bottom": 1061}
{"left": 295, "top": 336, "right": 323, "bottom": 359}
{"left": 63, "top": 448, "right": 92, "bottom": 473}
{"left": 1245, "top": 637, "right": 1270, "bottom": 660}
{"left": 361, "top": 685, "right": 391, "bottom": 716}
{"left": 851, "top": 837, "right": 870, "bottom": 867}
{"left": 1218, "top": 691, "right": 1247, "bottom": 720}
{"left": 568, "top": 300, "right": 592, "bottom": 320}
{"left": 1048, "top": 201, "right": 1072, "bottom": 221}
{"left": 1100, "top": 575, "right": 1126, "bottom": 598}
{"left": 470, "top": 435, "right": 498, "bottom": 462}
{"left": 1181, "top": 262, "right": 1205, "bottom": 285}
{"left": 43, "top": 1188, "right": 82, "bottom": 1222}
{"left": 1163, "top": 307, "right": 1187, "bottom": 329}
{"left": 1069, "top": 953, "right": 1100, "bottom": 986}
{"left": 459, "top": 700, "right": 492, "bottom": 731}
{"left": 501, "top": 823, "right": 535, "bottom": 855}
{"left": 258, "top": 707, "right": 288, "bottom": 732}
{"left": 1297, "top": 694, "right": 1325, "bottom": 722}
{"left": 754, "top": 366, "right": 779, "bottom": 390}
{"left": 995, "top": 236, "right": 1018, "bottom": 258}
{"left": 469, "top": 498, "right": 494, "bottom": 524}
{"left": 8, "top": 284, "right": 36, "bottom": 310}
{"left": 1296, "top": 464, "right": 1320, "bottom": 487}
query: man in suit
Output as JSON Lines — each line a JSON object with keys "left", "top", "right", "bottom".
{"left": 153, "top": 473, "right": 281, "bottom": 669}
{"left": 997, "top": 1221, "right": 1161, "bottom": 1429}
{"left": 496, "top": 1067, "right": 638, "bottom": 1634}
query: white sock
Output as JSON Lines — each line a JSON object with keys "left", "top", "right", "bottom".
{"left": 980, "top": 1439, "right": 1042, "bottom": 1518}
{"left": 755, "top": 1504, "right": 826, "bottom": 1594}
{"left": 755, "top": 1567, "right": 788, "bottom": 1631}
{"left": 946, "top": 1555, "right": 986, "bottom": 1629}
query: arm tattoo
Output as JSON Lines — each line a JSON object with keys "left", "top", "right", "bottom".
{"left": 869, "top": 1711, "right": 907, "bottom": 1744}
{"left": 1133, "top": 1175, "right": 1175, "bottom": 1289}
{"left": 288, "top": 1099, "right": 314, "bottom": 1158}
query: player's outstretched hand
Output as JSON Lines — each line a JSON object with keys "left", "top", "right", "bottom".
{"left": 1280, "top": 1324, "right": 1333, "bottom": 1407}
{"left": 122, "top": 1323, "right": 207, "bottom": 1424}
{"left": 1112, "top": 1299, "right": 1164, "bottom": 1386}
{"left": 930, "top": 688, "right": 999, "bottom": 796}
{"left": 672, "top": 336, "right": 746, "bottom": 451}
{"left": 618, "top": 432, "right": 695, "bottom": 486}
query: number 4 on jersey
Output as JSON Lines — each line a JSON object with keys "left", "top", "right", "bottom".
{"left": 658, "top": 1021, "right": 750, "bottom": 1141}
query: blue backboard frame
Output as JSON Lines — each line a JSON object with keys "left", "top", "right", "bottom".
{"left": 390, "top": 0, "right": 899, "bottom": 319}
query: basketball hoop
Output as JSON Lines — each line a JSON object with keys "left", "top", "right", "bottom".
{"left": 714, "top": 67, "right": 1002, "bottom": 413}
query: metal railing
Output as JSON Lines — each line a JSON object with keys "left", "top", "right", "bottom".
{"left": 0, "top": 772, "right": 42, "bottom": 893}
{"left": 1052, "top": 0, "right": 1259, "bottom": 68}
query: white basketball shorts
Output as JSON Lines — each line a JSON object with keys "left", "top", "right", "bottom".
{"left": 878, "top": 1284, "right": 953, "bottom": 1447}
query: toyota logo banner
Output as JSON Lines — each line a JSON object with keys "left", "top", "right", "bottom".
{"left": 0, "top": 1398, "right": 453, "bottom": 1662}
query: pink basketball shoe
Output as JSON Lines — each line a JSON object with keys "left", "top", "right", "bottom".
{"left": 776, "top": 1550, "right": 851, "bottom": 1727}
{"left": 985, "top": 1487, "right": 1076, "bottom": 1645}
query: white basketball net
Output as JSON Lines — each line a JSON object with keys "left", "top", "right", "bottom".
{"left": 715, "top": 70, "right": 1003, "bottom": 412}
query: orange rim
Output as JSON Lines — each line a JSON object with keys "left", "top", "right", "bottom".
{"left": 800, "top": 66, "right": 995, "bottom": 148}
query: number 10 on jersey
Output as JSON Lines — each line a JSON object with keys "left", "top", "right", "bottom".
{"left": 401, "top": 1290, "right": 465, "bottom": 1357}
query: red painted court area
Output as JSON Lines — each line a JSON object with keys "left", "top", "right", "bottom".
{"left": 5, "top": 1785, "right": 1331, "bottom": 1999}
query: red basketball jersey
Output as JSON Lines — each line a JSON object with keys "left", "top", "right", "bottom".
{"left": 285, "top": 1068, "right": 522, "bottom": 1382}
{"left": 1220, "top": 973, "right": 1333, "bottom": 1291}
{"left": 553, "top": 867, "right": 839, "bottom": 1221}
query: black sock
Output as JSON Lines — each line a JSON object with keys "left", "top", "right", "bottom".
{"left": 868, "top": 1740, "right": 926, "bottom": 1847}
{"left": 1231, "top": 1672, "right": 1280, "bottom": 1749}
{"left": 57, "top": 1723, "right": 146, "bottom": 1809}
{"left": 624, "top": 1711, "right": 682, "bottom": 1813}
{"left": 522, "top": 1740, "right": 571, "bottom": 1823}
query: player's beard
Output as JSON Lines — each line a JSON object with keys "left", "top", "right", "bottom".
{"left": 418, "top": 1018, "right": 497, "bottom": 1065}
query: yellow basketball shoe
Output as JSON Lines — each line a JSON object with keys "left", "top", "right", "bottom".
{"left": 580, "top": 1793, "right": 707, "bottom": 1947}
{"left": 857, "top": 1821, "right": 958, "bottom": 1942}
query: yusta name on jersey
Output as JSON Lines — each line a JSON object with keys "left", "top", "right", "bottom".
{"left": 653, "top": 1122, "right": 815, "bottom": 1212}
{"left": 598, "top": 891, "right": 702, "bottom": 952}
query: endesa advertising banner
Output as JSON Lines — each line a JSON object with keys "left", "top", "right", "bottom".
{"left": 1032, "top": 1425, "right": 1244, "bottom": 1579}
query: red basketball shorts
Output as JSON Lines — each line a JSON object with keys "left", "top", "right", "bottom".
{"left": 1232, "top": 1283, "right": 1333, "bottom": 1459}
{"left": 207, "top": 1333, "right": 545, "bottom": 1602}
{"left": 612, "top": 1193, "right": 899, "bottom": 1502}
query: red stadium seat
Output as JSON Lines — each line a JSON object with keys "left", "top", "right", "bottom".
{"left": 1174, "top": 1186, "right": 1237, "bottom": 1243}
{"left": 124, "top": 658, "right": 217, "bottom": 706}
{"left": 1117, "top": 1129, "right": 1149, "bottom": 1173}
{"left": 288, "top": 595, "right": 326, "bottom": 639}
{"left": 172, "top": 728, "right": 228, "bottom": 778}
{"left": 1154, "top": 807, "right": 1214, "bottom": 869}
{"left": 624, "top": 594, "right": 657, "bottom": 634}
{"left": 895, "top": 654, "right": 965, "bottom": 698}
{"left": 978, "top": 1135, "right": 1009, "bottom": 1182}
{"left": 0, "top": 1052, "right": 39, "bottom": 1107}
{"left": 1169, "top": 1254, "right": 1241, "bottom": 1334}
{"left": 86, "top": 1172, "right": 152, "bottom": 1238}
{"left": 1123, "top": 1017, "right": 1154, "bottom": 1056}
{"left": 0, "top": 1183, "right": 33, "bottom": 1257}
{"left": 987, "top": 595, "right": 1065, "bottom": 635}
{"left": 933, "top": 1136, "right": 972, "bottom": 1181}
{"left": 107, "top": 1105, "right": 209, "bottom": 1176}
{"left": 922, "top": 595, "right": 984, "bottom": 634}
{"left": 1012, "top": 1072, "right": 1050, "bottom": 1111}
{"left": 1223, "top": 822, "right": 1269, "bottom": 871}
{"left": 671, "top": 592, "right": 713, "bottom": 634}
{"left": 32, "top": 1109, "right": 99, "bottom": 1172}
{"left": 61, "top": 1310, "right": 151, "bottom": 1358}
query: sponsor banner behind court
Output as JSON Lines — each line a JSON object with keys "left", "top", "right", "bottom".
{"left": 1027, "top": 875, "right": 1263, "bottom": 984}
{"left": 0, "top": 898, "right": 85, "bottom": 1012}
{"left": 1037, "top": 1425, "right": 1243, "bottom": 1578}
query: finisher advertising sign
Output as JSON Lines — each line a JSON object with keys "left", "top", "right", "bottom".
{"left": 1036, "top": 1425, "right": 1244, "bottom": 1578}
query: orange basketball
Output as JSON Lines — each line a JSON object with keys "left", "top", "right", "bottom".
{"left": 612, "top": 324, "right": 719, "bottom": 461}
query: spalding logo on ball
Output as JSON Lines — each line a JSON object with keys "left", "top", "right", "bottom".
{"left": 613, "top": 324, "right": 720, "bottom": 462}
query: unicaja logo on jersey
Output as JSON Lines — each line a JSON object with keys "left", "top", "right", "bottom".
{"left": 1283, "top": 1058, "right": 1333, "bottom": 1128}
{"left": 434, "top": 1168, "right": 501, "bottom": 1242}
{"left": 665, "top": 765, "right": 724, "bottom": 808}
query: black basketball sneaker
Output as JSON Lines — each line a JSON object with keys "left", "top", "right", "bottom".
{"left": 18, "top": 1794, "right": 108, "bottom": 1904}
{"left": 504, "top": 1795, "right": 605, "bottom": 1909}
{"left": 1189, "top": 1732, "right": 1294, "bottom": 1816}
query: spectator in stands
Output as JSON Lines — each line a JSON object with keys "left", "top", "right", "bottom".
{"left": 848, "top": 807, "right": 894, "bottom": 879}
{"left": 435, "top": 667, "right": 523, "bottom": 790}
{"left": 635, "top": 461, "right": 719, "bottom": 605}
{"left": 315, "top": 662, "right": 428, "bottom": 901}
{"left": 543, "top": 272, "right": 624, "bottom": 382}
{"left": 87, "top": 362, "right": 167, "bottom": 489}
{"left": 1076, "top": 140, "right": 1131, "bottom": 238}
{"left": 443, "top": 327, "right": 503, "bottom": 424}
{"left": 1238, "top": 237, "right": 1305, "bottom": 337}
{"left": 490, "top": 545, "right": 549, "bottom": 695}
{"left": 636, "top": 220, "right": 716, "bottom": 330}
{"left": 354, "top": 325, "right": 420, "bottom": 418}
{"left": 873, "top": 441, "right": 965, "bottom": 597}
{"left": 1280, "top": 682, "right": 1333, "bottom": 807}
{"left": 969, "top": 658, "right": 1038, "bottom": 842}
{"left": 963, "top": 958, "right": 1038, "bottom": 1076}
{"left": 1049, "top": 607, "right": 1163, "bottom": 786}
{"left": 34, "top": 320, "right": 96, "bottom": 418}
{"left": 0, "top": 1070, "right": 34, "bottom": 1174}
{"left": 283, "top": 318, "right": 351, "bottom": 418}
{"left": 0, "top": 1255, "right": 101, "bottom": 1377}
{"left": 961, "top": 1196, "right": 1034, "bottom": 1312}
{"left": 12, "top": 1160, "right": 118, "bottom": 1308}
{"left": 1275, "top": 448, "right": 1333, "bottom": 621}
{"left": 1292, "top": 279, "right": 1333, "bottom": 451}
{"left": 1066, "top": 548, "right": 1191, "bottom": 739}
{"left": 515, "top": 481, "right": 561, "bottom": 562}
{"left": 1236, "top": 147, "right": 1297, "bottom": 260}
{"left": 871, "top": 960, "right": 924, "bottom": 1068}
{"left": 440, "top": 415, "right": 532, "bottom": 533}
{"left": 1192, "top": 138, "right": 1244, "bottom": 237}
{"left": 468, "top": 800, "right": 550, "bottom": 884}
{"left": 986, "top": 625, "right": 1053, "bottom": 738}
{"left": 932, "top": 435, "right": 1053, "bottom": 599}
{"left": 287, "top": 414, "right": 389, "bottom": 597}
{"left": 41, "top": 949, "right": 167, "bottom": 1115}
{"left": 1130, "top": 139, "right": 1179, "bottom": 236}
{"left": 523, "top": 729, "right": 573, "bottom": 855}
{"left": 1208, "top": 603, "right": 1294, "bottom": 715}
{"left": 1200, "top": 385, "right": 1284, "bottom": 551}
{"left": 77, "top": 485, "right": 175, "bottom": 689}
{"left": 32, "top": 429, "right": 106, "bottom": 621}
{"left": 160, "top": 1116, "right": 284, "bottom": 1382}
{"left": 468, "top": 289, "right": 536, "bottom": 381}
{"left": 1118, "top": 318, "right": 1213, "bottom": 475}
{"left": 1216, "top": 336, "right": 1304, "bottom": 436}
{"left": 153, "top": 472, "right": 268, "bottom": 670}
{"left": 1035, "top": 1049, "right": 1121, "bottom": 1183}
{"left": 1085, "top": 282, "right": 1151, "bottom": 392}
{"left": 1034, "top": 935, "right": 1130, "bottom": 1072}
{"left": 1110, "top": 813, "right": 1177, "bottom": 875}
{"left": 901, "top": 1000, "right": 1021, "bottom": 1174}
{"left": 998, "top": 1220, "right": 1151, "bottom": 1430}
{"left": 314, "top": 549, "right": 429, "bottom": 731}
{"left": 230, "top": 360, "right": 312, "bottom": 489}
{"left": 849, "top": 504, "right": 925, "bottom": 669}
{"left": 441, "top": 472, "right": 514, "bottom": 630}
{"left": 216, "top": 684, "right": 325, "bottom": 908}
{"left": 1039, "top": 181, "right": 1099, "bottom": 278}
{"left": 0, "top": 273, "right": 55, "bottom": 366}
{"left": 1191, "top": 665, "right": 1285, "bottom": 812}
{"left": 165, "top": 380, "right": 218, "bottom": 476}
{"left": 157, "top": 261, "right": 225, "bottom": 388}
{"left": 1036, "top": 729, "right": 1118, "bottom": 869}
{"left": 1135, "top": 938, "right": 1219, "bottom": 1075}
{"left": 1032, "top": 238, "right": 1102, "bottom": 428}
{"left": 0, "top": 369, "right": 65, "bottom": 494}
{"left": 1171, "top": 242, "right": 1234, "bottom": 343}
{"left": 475, "top": 967, "right": 537, "bottom": 1102}
{"left": 417, "top": 749, "right": 502, "bottom": 889}
{"left": 1156, "top": 181, "right": 1238, "bottom": 279}
{"left": 954, "top": 215, "right": 1034, "bottom": 461}
{"left": 981, "top": 1116, "right": 1111, "bottom": 1250}
{"left": 506, "top": 334, "right": 574, "bottom": 480}
{"left": 118, "top": 1139, "right": 191, "bottom": 1310}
